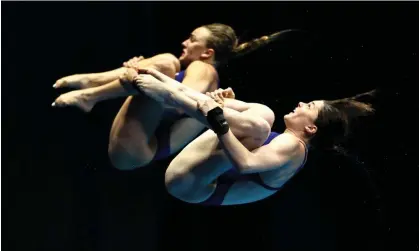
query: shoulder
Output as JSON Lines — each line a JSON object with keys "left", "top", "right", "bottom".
{"left": 268, "top": 133, "right": 301, "bottom": 157}
{"left": 185, "top": 61, "right": 218, "bottom": 79}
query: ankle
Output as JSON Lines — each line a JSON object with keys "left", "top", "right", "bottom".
{"left": 83, "top": 88, "right": 101, "bottom": 103}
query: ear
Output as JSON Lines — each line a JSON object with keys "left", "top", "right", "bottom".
{"left": 304, "top": 124, "right": 317, "bottom": 136}
{"left": 201, "top": 48, "right": 215, "bottom": 59}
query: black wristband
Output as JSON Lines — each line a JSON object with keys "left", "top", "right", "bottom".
{"left": 206, "top": 107, "right": 230, "bottom": 135}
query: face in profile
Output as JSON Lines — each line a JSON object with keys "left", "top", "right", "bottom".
{"left": 179, "top": 27, "right": 213, "bottom": 66}
{"left": 284, "top": 100, "right": 324, "bottom": 137}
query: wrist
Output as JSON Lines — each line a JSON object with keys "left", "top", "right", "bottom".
{"left": 206, "top": 107, "right": 230, "bottom": 135}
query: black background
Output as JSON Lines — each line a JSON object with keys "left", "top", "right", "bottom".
{"left": 3, "top": 2, "right": 417, "bottom": 251}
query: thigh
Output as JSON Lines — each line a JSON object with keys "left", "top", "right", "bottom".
{"left": 242, "top": 103, "right": 276, "bottom": 128}
{"left": 167, "top": 129, "right": 263, "bottom": 185}
{"left": 167, "top": 130, "right": 232, "bottom": 184}
{"left": 167, "top": 117, "right": 207, "bottom": 156}
{"left": 108, "top": 94, "right": 165, "bottom": 165}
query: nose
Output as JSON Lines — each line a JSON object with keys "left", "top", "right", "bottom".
{"left": 298, "top": 102, "right": 304, "bottom": 107}
{"left": 182, "top": 40, "right": 188, "bottom": 48}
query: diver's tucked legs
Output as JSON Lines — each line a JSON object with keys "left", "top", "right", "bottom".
{"left": 52, "top": 54, "right": 180, "bottom": 113}
{"left": 164, "top": 103, "right": 273, "bottom": 203}
{"left": 106, "top": 56, "right": 180, "bottom": 170}
{"left": 53, "top": 53, "right": 179, "bottom": 170}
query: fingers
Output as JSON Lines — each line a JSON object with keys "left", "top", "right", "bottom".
{"left": 223, "top": 87, "right": 235, "bottom": 99}
{"left": 123, "top": 56, "right": 144, "bottom": 68}
{"left": 133, "top": 74, "right": 146, "bottom": 83}
{"left": 197, "top": 100, "right": 204, "bottom": 108}
{"left": 216, "top": 90, "right": 224, "bottom": 100}
{"left": 206, "top": 89, "right": 224, "bottom": 101}
{"left": 205, "top": 86, "right": 235, "bottom": 105}
{"left": 205, "top": 91, "right": 224, "bottom": 108}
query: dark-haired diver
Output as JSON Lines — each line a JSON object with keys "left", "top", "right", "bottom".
{"left": 129, "top": 68, "right": 375, "bottom": 206}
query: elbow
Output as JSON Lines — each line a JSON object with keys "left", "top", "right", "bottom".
{"left": 235, "top": 155, "right": 254, "bottom": 175}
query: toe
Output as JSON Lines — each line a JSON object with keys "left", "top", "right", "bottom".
{"left": 54, "top": 79, "right": 66, "bottom": 88}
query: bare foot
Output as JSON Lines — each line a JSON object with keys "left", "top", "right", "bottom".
{"left": 134, "top": 74, "right": 170, "bottom": 104}
{"left": 137, "top": 68, "right": 181, "bottom": 87}
{"left": 52, "top": 89, "right": 96, "bottom": 112}
{"left": 53, "top": 74, "right": 95, "bottom": 89}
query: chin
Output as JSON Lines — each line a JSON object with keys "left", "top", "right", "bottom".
{"left": 284, "top": 112, "right": 293, "bottom": 119}
{"left": 283, "top": 114, "right": 291, "bottom": 123}
{"left": 179, "top": 57, "right": 190, "bottom": 67}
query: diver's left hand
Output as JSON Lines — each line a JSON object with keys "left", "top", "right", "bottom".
{"left": 206, "top": 87, "right": 235, "bottom": 100}
{"left": 197, "top": 99, "right": 223, "bottom": 117}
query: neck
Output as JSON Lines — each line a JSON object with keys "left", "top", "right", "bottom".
{"left": 202, "top": 57, "right": 216, "bottom": 66}
{"left": 283, "top": 128, "right": 310, "bottom": 146}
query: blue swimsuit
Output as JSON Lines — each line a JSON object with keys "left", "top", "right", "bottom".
{"left": 199, "top": 132, "right": 309, "bottom": 206}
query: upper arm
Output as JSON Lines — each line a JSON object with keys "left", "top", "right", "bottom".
{"left": 182, "top": 61, "right": 218, "bottom": 93}
{"left": 241, "top": 136, "right": 300, "bottom": 174}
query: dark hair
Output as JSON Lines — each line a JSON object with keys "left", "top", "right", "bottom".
{"left": 203, "top": 23, "right": 296, "bottom": 65}
{"left": 310, "top": 89, "right": 377, "bottom": 151}
{"left": 310, "top": 90, "right": 385, "bottom": 230}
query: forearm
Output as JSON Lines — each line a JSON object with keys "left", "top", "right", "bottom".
{"left": 218, "top": 130, "right": 252, "bottom": 172}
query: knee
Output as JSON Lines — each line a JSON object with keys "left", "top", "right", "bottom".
{"left": 249, "top": 104, "right": 275, "bottom": 127}
{"left": 254, "top": 119, "right": 271, "bottom": 141}
{"left": 242, "top": 116, "right": 271, "bottom": 141}
{"left": 108, "top": 144, "right": 136, "bottom": 171}
{"left": 153, "top": 53, "right": 181, "bottom": 77}
{"left": 108, "top": 141, "right": 151, "bottom": 171}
